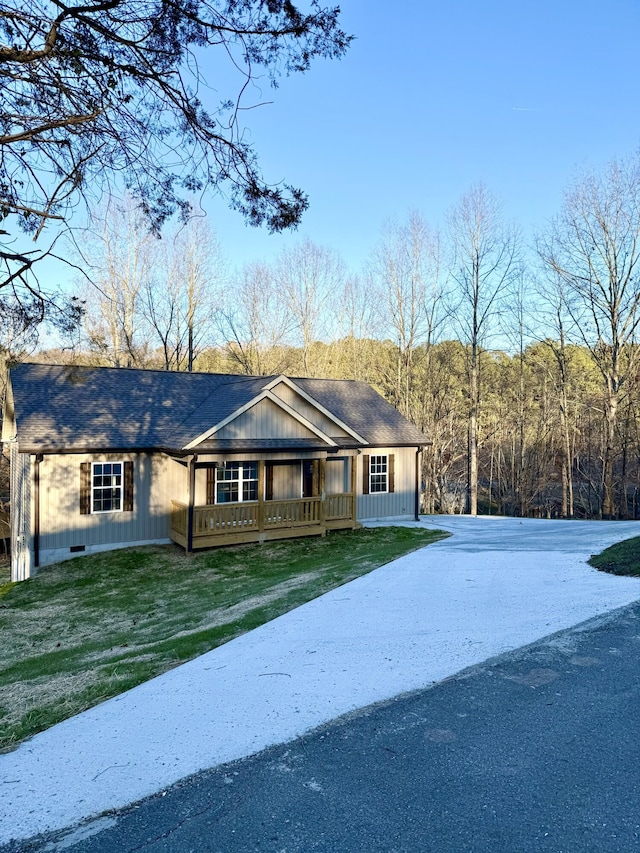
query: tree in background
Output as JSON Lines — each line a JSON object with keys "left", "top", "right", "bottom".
{"left": 221, "top": 261, "right": 293, "bottom": 376}
{"left": 371, "top": 213, "right": 434, "bottom": 418}
{"left": 0, "top": 0, "right": 351, "bottom": 330}
{"left": 539, "top": 153, "right": 640, "bottom": 518}
{"left": 331, "top": 275, "right": 379, "bottom": 382}
{"left": 277, "top": 238, "right": 345, "bottom": 377}
{"left": 77, "top": 197, "right": 152, "bottom": 367}
{"left": 447, "top": 184, "right": 519, "bottom": 515}
{"left": 145, "top": 219, "right": 223, "bottom": 371}
{"left": 533, "top": 271, "right": 577, "bottom": 519}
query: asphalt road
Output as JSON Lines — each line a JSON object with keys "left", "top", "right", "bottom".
{"left": 11, "top": 600, "right": 640, "bottom": 853}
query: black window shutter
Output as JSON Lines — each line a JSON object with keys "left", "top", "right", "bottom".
{"left": 389, "top": 454, "right": 395, "bottom": 493}
{"left": 362, "top": 455, "right": 370, "bottom": 495}
{"left": 206, "top": 467, "right": 215, "bottom": 505}
{"left": 123, "top": 461, "right": 134, "bottom": 512}
{"left": 80, "top": 462, "right": 91, "bottom": 514}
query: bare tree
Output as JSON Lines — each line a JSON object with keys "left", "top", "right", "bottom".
{"left": 539, "top": 153, "right": 640, "bottom": 518}
{"left": 79, "top": 197, "right": 153, "bottom": 367}
{"left": 371, "top": 212, "right": 433, "bottom": 417}
{"left": 221, "top": 262, "right": 293, "bottom": 376}
{"left": 532, "top": 271, "right": 578, "bottom": 518}
{"left": 447, "top": 184, "right": 519, "bottom": 515}
{"left": 0, "top": 1, "right": 351, "bottom": 331}
{"left": 144, "top": 219, "right": 223, "bottom": 371}
{"left": 331, "top": 274, "right": 378, "bottom": 381}
{"left": 277, "top": 238, "right": 344, "bottom": 376}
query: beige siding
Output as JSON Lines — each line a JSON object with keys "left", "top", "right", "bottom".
{"left": 10, "top": 444, "right": 33, "bottom": 581}
{"left": 272, "top": 462, "right": 301, "bottom": 500}
{"left": 270, "top": 383, "right": 351, "bottom": 437}
{"left": 326, "top": 457, "right": 349, "bottom": 493}
{"left": 168, "top": 457, "right": 188, "bottom": 504}
{"left": 356, "top": 446, "right": 418, "bottom": 521}
{"left": 38, "top": 452, "right": 173, "bottom": 554}
{"left": 216, "top": 398, "right": 319, "bottom": 440}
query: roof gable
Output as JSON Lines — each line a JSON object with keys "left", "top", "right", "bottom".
{"left": 185, "top": 392, "right": 337, "bottom": 449}
{"left": 266, "top": 376, "right": 367, "bottom": 443}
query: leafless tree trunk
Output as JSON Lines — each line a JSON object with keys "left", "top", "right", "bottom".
{"left": 538, "top": 153, "right": 640, "bottom": 518}
{"left": 277, "top": 238, "right": 344, "bottom": 377}
{"left": 371, "top": 212, "right": 446, "bottom": 422}
{"left": 448, "top": 184, "right": 519, "bottom": 515}
{"left": 221, "top": 261, "right": 293, "bottom": 375}
{"left": 78, "top": 196, "right": 152, "bottom": 367}
{"left": 163, "top": 219, "right": 222, "bottom": 372}
{"left": 371, "top": 213, "right": 428, "bottom": 416}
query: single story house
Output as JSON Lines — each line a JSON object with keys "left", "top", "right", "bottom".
{"left": 2, "top": 364, "right": 429, "bottom": 582}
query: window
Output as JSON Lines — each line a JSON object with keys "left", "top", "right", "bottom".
{"left": 216, "top": 462, "right": 258, "bottom": 503}
{"left": 80, "top": 461, "right": 133, "bottom": 515}
{"left": 92, "top": 462, "right": 123, "bottom": 512}
{"left": 362, "top": 454, "right": 394, "bottom": 495}
{"left": 369, "top": 455, "right": 388, "bottom": 493}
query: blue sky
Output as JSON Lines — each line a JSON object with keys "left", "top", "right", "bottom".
{"left": 199, "top": 0, "right": 640, "bottom": 275}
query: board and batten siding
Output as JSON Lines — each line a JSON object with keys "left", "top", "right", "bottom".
{"left": 37, "top": 452, "right": 176, "bottom": 566}
{"left": 356, "top": 446, "right": 418, "bottom": 521}
{"left": 216, "top": 398, "right": 320, "bottom": 441}
{"left": 326, "top": 457, "right": 349, "bottom": 494}
{"left": 10, "top": 443, "right": 33, "bottom": 581}
{"left": 270, "top": 383, "right": 351, "bottom": 437}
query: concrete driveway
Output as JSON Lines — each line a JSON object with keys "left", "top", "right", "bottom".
{"left": 2, "top": 516, "right": 640, "bottom": 847}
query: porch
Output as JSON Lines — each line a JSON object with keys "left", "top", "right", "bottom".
{"left": 169, "top": 455, "right": 358, "bottom": 551}
{"left": 170, "top": 492, "right": 357, "bottom": 550}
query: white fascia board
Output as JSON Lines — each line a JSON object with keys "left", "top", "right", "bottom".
{"left": 264, "top": 375, "right": 368, "bottom": 445}
{"left": 183, "top": 389, "right": 337, "bottom": 450}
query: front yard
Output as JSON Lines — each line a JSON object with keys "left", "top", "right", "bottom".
{"left": 0, "top": 526, "right": 445, "bottom": 751}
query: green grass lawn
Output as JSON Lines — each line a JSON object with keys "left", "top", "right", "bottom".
{"left": 0, "top": 526, "right": 446, "bottom": 751}
{"left": 588, "top": 535, "right": 640, "bottom": 577}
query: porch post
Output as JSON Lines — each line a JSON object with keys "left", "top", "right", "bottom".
{"left": 351, "top": 455, "right": 358, "bottom": 525}
{"left": 187, "top": 454, "right": 197, "bottom": 553}
{"left": 257, "top": 460, "right": 265, "bottom": 532}
{"left": 34, "top": 453, "right": 43, "bottom": 569}
{"left": 415, "top": 448, "right": 421, "bottom": 521}
{"left": 319, "top": 458, "right": 326, "bottom": 527}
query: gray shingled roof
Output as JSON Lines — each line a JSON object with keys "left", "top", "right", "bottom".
{"left": 6, "top": 363, "right": 427, "bottom": 453}
{"left": 293, "top": 377, "right": 428, "bottom": 447}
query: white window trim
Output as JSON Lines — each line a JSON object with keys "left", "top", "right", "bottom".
{"left": 91, "top": 461, "right": 124, "bottom": 514}
{"left": 215, "top": 462, "right": 259, "bottom": 504}
{"left": 369, "top": 454, "right": 389, "bottom": 494}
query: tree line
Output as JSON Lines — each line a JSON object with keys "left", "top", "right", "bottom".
{"left": 2, "top": 3, "right": 638, "bottom": 520}
{"left": 6, "top": 150, "right": 640, "bottom": 521}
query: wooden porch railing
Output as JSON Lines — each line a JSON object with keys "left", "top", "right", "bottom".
{"left": 170, "top": 492, "right": 356, "bottom": 549}
{"left": 325, "top": 492, "right": 354, "bottom": 522}
{"left": 194, "top": 501, "right": 259, "bottom": 534}
{"left": 170, "top": 500, "right": 187, "bottom": 537}
{"left": 262, "top": 497, "right": 322, "bottom": 529}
